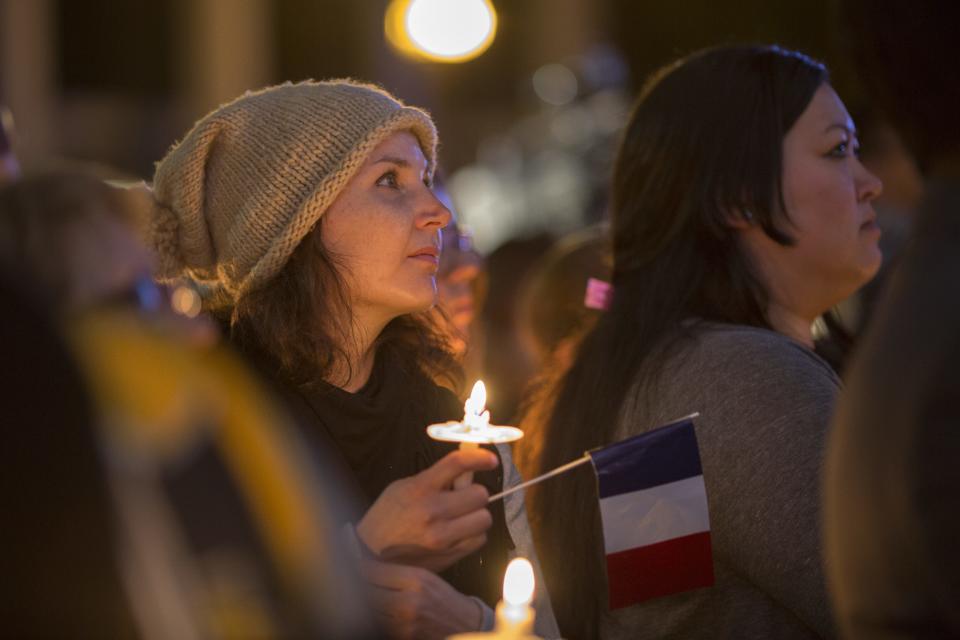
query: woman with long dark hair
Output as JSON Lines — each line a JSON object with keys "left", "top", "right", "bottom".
{"left": 526, "top": 45, "right": 882, "bottom": 639}
{"left": 146, "top": 81, "right": 556, "bottom": 639}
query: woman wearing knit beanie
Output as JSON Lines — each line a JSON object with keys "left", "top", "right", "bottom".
{"left": 147, "top": 80, "right": 558, "bottom": 639}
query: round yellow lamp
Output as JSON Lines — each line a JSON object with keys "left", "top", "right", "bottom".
{"left": 385, "top": 0, "right": 497, "bottom": 63}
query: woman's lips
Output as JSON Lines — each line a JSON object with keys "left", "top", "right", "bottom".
{"left": 409, "top": 247, "right": 440, "bottom": 265}
{"left": 860, "top": 217, "right": 881, "bottom": 234}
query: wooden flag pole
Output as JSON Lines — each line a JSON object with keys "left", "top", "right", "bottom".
{"left": 487, "top": 413, "right": 701, "bottom": 504}
{"left": 488, "top": 454, "right": 592, "bottom": 503}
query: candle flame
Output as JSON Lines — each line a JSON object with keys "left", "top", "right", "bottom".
{"left": 465, "top": 379, "right": 487, "bottom": 416}
{"left": 503, "top": 558, "right": 535, "bottom": 606}
{"left": 471, "top": 380, "right": 486, "bottom": 411}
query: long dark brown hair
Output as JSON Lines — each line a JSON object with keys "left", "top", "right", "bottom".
{"left": 228, "top": 220, "right": 461, "bottom": 393}
{"left": 526, "top": 45, "right": 828, "bottom": 639}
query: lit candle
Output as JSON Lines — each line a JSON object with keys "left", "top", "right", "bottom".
{"left": 447, "top": 557, "right": 540, "bottom": 639}
{"left": 496, "top": 558, "right": 536, "bottom": 636}
{"left": 427, "top": 380, "right": 523, "bottom": 489}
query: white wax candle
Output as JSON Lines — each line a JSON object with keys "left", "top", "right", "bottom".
{"left": 455, "top": 381, "right": 488, "bottom": 488}
{"left": 426, "top": 380, "right": 523, "bottom": 489}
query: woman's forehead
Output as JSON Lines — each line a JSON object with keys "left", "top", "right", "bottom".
{"left": 797, "top": 85, "right": 854, "bottom": 134}
{"left": 366, "top": 131, "right": 428, "bottom": 168}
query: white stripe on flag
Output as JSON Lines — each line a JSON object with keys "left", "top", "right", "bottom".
{"left": 599, "top": 475, "right": 710, "bottom": 554}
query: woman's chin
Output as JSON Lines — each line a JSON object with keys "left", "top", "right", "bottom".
{"left": 390, "top": 289, "right": 440, "bottom": 317}
{"left": 861, "top": 247, "right": 884, "bottom": 282}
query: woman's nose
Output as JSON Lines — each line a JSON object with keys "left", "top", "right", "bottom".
{"left": 857, "top": 161, "right": 884, "bottom": 203}
{"left": 419, "top": 189, "right": 453, "bottom": 229}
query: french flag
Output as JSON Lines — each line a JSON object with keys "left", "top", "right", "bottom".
{"left": 588, "top": 416, "right": 714, "bottom": 609}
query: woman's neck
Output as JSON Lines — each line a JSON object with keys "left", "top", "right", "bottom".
{"left": 326, "top": 307, "right": 393, "bottom": 392}
{"left": 329, "top": 348, "right": 376, "bottom": 392}
{"left": 765, "top": 300, "right": 815, "bottom": 348}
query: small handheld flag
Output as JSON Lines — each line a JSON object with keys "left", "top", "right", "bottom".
{"left": 588, "top": 416, "right": 714, "bottom": 609}
{"left": 484, "top": 414, "right": 713, "bottom": 609}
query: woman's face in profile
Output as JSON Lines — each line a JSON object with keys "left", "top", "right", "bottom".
{"left": 777, "top": 83, "right": 884, "bottom": 305}
{"left": 321, "top": 131, "right": 452, "bottom": 321}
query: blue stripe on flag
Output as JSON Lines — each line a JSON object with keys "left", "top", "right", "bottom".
{"left": 588, "top": 417, "right": 702, "bottom": 498}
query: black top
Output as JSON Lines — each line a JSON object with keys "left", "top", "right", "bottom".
{"left": 241, "top": 341, "right": 514, "bottom": 608}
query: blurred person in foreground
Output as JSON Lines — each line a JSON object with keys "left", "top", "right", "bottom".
{"left": 0, "top": 171, "right": 373, "bottom": 638}
{"left": 144, "top": 80, "right": 557, "bottom": 639}
{"left": 825, "top": 3, "right": 960, "bottom": 638}
{"left": 524, "top": 44, "right": 882, "bottom": 640}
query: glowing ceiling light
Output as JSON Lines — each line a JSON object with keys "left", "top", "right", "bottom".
{"left": 385, "top": 0, "right": 497, "bottom": 63}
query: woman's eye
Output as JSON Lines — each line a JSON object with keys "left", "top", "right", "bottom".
{"left": 828, "top": 141, "right": 850, "bottom": 158}
{"left": 376, "top": 171, "right": 399, "bottom": 188}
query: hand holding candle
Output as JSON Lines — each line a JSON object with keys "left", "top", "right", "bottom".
{"left": 427, "top": 381, "right": 523, "bottom": 489}
{"left": 355, "top": 448, "right": 498, "bottom": 572}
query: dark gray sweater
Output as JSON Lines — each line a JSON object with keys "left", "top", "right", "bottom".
{"left": 603, "top": 324, "right": 839, "bottom": 639}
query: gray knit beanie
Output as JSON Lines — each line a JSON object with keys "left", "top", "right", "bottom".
{"left": 148, "top": 79, "right": 438, "bottom": 307}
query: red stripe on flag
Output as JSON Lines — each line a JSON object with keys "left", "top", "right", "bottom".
{"left": 605, "top": 530, "right": 714, "bottom": 609}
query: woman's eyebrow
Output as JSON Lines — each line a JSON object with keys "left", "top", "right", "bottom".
{"left": 823, "top": 123, "right": 856, "bottom": 137}
{"left": 371, "top": 156, "right": 410, "bottom": 167}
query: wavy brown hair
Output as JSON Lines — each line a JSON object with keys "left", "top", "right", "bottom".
{"left": 228, "top": 223, "right": 461, "bottom": 393}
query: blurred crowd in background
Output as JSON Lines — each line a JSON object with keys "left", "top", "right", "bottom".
{"left": 1, "top": 1, "right": 959, "bottom": 638}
